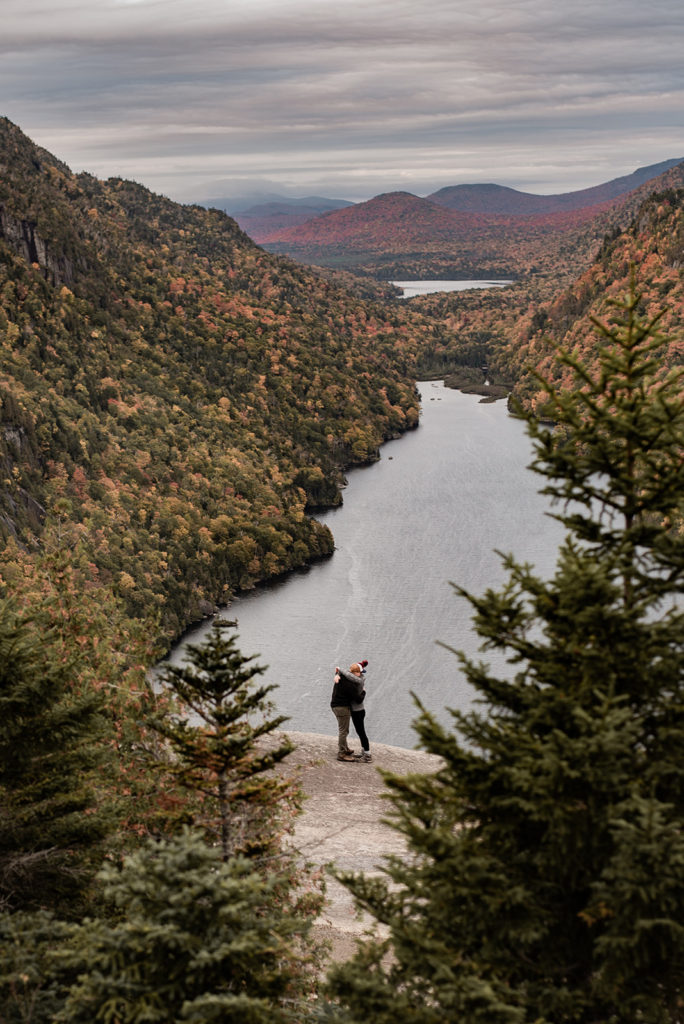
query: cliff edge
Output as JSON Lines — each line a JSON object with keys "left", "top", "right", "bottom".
{"left": 282, "top": 731, "right": 441, "bottom": 963}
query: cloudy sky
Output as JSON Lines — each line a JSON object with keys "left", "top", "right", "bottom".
{"left": 3, "top": 0, "right": 683, "bottom": 205}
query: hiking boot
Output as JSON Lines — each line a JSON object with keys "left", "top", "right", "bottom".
{"left": 361, "top": 753, "right": 372, "bottom": 762}
{"left": 337, "top": 753, "right": 356, "bottom": 762}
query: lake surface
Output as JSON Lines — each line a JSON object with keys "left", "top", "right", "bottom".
{"left": 392, "top": 279, "right": 513, "bottom": 298}
{"left": 162, "top": 383, "right": 564, "bottom": 750}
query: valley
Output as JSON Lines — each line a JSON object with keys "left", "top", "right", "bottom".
{"left": 0, "top": 115, "right": 682, "bottom": 655}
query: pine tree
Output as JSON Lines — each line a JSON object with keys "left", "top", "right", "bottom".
{"left": 326, "top": 285, "right": 684, "bottom": 1023}
{"left": 0, "top": 909, "right": 73, "bottom": 1023}
{"left": 58, "top": 829, "right": 321, "bottom": 1024}
{"left": 0, "top": 601, "right": 113, "bottom": 917}
{"left": 153, "top": 618, "right": 300, "bottom": 860}
{"left": 4, "top": 520, "right": 174, "bottom": 851}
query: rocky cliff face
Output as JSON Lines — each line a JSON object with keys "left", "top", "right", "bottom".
{"left": 0, "top": 204, "right": 75, "bottom": 286}
{"left": 0, "top": 419, "right": 45, "bottom": 540}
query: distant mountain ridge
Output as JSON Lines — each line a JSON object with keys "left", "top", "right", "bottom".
{"left": 259, "top": 159, "right": 684, "bottom": 280}
{"left": 264, "top": 191, "right": 496, "bottom": 246}
{"left": 195, "top": 194, "right": 353, "bottom": 237}
{"left": 231, "top": 197, "right": 353, "bottom": 239}
{"left": 427, "top": 159, "right": 684, "bottom": 215}
{"left": 220, "top": 159, "right": 683, "bottom": 245}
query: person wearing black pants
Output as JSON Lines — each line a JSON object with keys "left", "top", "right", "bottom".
{"left": 350, "top": 660, "right": 372, "bottom": 762}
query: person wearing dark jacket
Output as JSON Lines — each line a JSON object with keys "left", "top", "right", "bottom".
{"left": 330, "top": 664, "right": 365, "bottom": 762}
{"left": 350, "top": 660, "right": 372, "bottom": 762}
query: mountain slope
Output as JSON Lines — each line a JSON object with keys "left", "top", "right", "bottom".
{"left": 504, "top": 185, "right": 684, "bottom": 410}
{"left": 263, "top": 190, "right": 618, "bottom": 280}
{"left": 0, "top": 118, "right": 423, "bottom": 641}
{"left": 380, "top": 183, "right": 684, "bottom": 401}
{"left": 264, "top": 191, "right": 497, "bottom": 246}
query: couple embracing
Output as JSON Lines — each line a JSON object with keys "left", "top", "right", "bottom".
{"left": 330, "top": 660, "right": 372, "bottom": 763}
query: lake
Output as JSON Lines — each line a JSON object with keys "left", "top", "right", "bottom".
{"left": 392, "top": 279, "right": 513, "bottom": 298}
{"left": 162, "top": 383, "right": 564, "bottom": 750}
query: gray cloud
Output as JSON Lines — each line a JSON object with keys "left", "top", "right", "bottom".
{"left": 2, "top": 0, "right": 683, "bottom": 202}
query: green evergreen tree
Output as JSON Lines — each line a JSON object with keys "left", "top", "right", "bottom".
{"left": 326, "top": 285, "right": 684, "bottom": 1023}
{"left": 153, "top": 619, "right": 299, "bottom": 860}
{"left": 5, "top": 520, "right": 174, "bottom": 853}
{"left": 59, "top": 829, "right": 320, "bottom": 1024}
{"left": 0, "top": 910, "right": 73, "bottom": 1023}
{"left": 0, "top": 601, "right": 113, "bottom": 917}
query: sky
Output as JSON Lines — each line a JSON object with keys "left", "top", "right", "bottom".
{"left": 3, "top": 0, "right": 684, "bottom": 206}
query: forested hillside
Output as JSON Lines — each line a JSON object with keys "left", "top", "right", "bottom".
{"left": 398, "top": 185, "right": 684, "bottom": 402}
{"left": 0, "top": 118, "right": 426, "bottom": 641}
{"left": 503, "top": 186, "right": 684, "bottom": 409}
{"left": 263, "top": 189, "right": 613, "bottom": 280}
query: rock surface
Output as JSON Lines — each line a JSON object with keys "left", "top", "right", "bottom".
{"left": 281, "top": 731, "right": 441, "bottom": 963}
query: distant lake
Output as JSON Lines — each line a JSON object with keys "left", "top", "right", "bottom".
{"left": 392, "top": 279, "right": 513, "bottom": 298}
{"left": 163, "top": 383, "right": 563, "bottom": 750}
